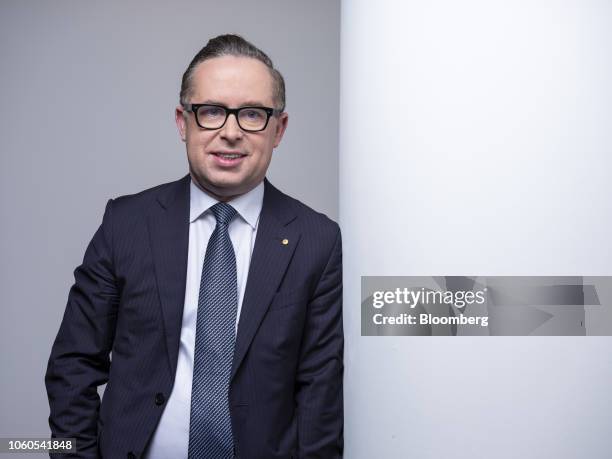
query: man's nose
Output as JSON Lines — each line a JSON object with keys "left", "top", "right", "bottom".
{"left": 220, "top": 113, "right": 243, "bottom": 141}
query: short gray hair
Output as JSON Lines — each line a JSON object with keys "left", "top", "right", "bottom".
{"left": 180, "top": 34, "right": 286, "bottom": 111}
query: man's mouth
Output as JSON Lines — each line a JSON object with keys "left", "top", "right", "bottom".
{"left": 211, "top": 151, "right": 246, "bottom": 158}
{"left": 210, "top": 151, "right": 247, "bottom": 166}
{"left": 214, "top": 153, "right": 244, "bottom": 159}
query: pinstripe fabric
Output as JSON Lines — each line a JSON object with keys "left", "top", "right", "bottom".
{"left": 45, "top": 175, "right": 344, "bottom": 459}
{"left": 188, "top": 203, "right": 237, "bottom": 458}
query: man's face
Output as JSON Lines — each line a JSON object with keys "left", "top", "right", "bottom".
{"left": 176, "top": 56, "right": 288, "bottom": 201}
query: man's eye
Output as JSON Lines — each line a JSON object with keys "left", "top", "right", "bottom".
{"left": 243, "top": 110, "right": 263, "bottom": 119}
{"left": 201, "top": 107, "right": 223, "bottom": 118}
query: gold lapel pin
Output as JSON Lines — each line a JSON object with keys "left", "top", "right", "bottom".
{"left": 281, "top": 238, "right": 289, "bottom": 245}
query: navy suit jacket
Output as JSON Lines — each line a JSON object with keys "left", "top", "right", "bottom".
{"left": 45, "top": 174, "right": 343, "bottom": 459}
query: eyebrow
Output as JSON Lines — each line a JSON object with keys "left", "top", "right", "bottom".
{"left": 198, "top": 99, "right": 270, "bottom": 108}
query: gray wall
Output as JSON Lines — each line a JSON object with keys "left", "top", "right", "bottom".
{"left": 0, "top": 0, "right": 339, "bottom": 448}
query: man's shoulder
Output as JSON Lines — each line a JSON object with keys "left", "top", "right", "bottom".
{"left": 104, "top": 175, "right": 340, "bottom": 240}
{"left": 264, "top": 179, "right": 340, "bottom": 239}
{"left": 109, "top": 174, "right": 188, "bottom": 213}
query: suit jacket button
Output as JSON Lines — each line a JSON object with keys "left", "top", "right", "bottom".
{"left": 155, "top": 393, "right": 165, "bottom": 405}
{"left": 127, "top": 452, "right": 136, "bottom": 459}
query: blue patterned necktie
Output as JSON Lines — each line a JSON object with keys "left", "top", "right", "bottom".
{"left": 188, "top": 202, "right": 238, "bottom": 459}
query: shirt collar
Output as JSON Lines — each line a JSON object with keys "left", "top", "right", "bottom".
{"left": 189, "top": 177, "right": 264, "bottom": 229}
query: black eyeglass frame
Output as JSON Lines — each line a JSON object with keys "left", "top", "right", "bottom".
{"left": 183, "top": 103, "right": 283, "bottom": 132}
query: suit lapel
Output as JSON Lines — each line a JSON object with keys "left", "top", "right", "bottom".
{"left": 146, "top": 174, "right": 299, "bottom": 381}
{"left": 231, "top": 178, "right": 300, "bottom": 379}
{"left": 147, "top": 174, "right": 191, "bottom": 377}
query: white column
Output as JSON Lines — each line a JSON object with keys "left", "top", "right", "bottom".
{"left": 340, "top": 1, "right": 612, "bottom": 458}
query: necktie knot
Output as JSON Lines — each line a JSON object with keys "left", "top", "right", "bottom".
{"left": 210, "top": 202, "right": 237, "bottom": 226}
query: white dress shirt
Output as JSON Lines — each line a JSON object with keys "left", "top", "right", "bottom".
{"left": 144, "top": 177, "right": 264, "bottom": 459}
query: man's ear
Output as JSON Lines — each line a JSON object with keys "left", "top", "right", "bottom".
{"left": 175, "top": 106, "right": 187, "bottom": 142}
{"left": 273, "top": 112, "right": 289, "bottom": 148}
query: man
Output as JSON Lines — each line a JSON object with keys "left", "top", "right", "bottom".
{"left": 45, "top": 34, "right": 343, "bottom": 459}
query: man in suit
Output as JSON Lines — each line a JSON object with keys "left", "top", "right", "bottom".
{"left": 45, "top": 34, "right": 343, "bottom": 459}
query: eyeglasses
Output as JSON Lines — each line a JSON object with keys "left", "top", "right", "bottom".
{"left": 183, "top": 103, "right": 282, "bottom": 132}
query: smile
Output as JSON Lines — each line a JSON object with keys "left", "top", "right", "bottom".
{"left": 211, "top": 151, "right": 247, "bottom": 158}
{"left": 211, "top": 151, "right": 247, "bottom": 166}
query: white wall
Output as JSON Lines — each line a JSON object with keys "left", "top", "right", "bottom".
{"left": 341, "top": 1, "right": 612, "bottom": 457}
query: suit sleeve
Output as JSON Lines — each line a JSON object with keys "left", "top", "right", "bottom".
{"left": 45, "top": 199, "right": 119, "bottom": 459}
{"left": 295, "top": 225, "right": 344, "bottom": 458}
